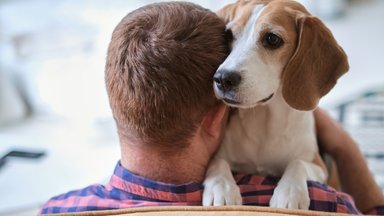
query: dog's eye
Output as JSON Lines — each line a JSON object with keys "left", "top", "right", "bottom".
{"left": 262, "top": 32, "right": 283, "bottom": 49}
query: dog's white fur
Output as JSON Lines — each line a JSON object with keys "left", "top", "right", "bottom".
{"left": 203, "top": 0, "right": 348, "bottom": 209}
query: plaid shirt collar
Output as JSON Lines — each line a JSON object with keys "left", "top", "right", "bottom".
{"left": 108, "top": 161, "right": 204, "bottom": 202}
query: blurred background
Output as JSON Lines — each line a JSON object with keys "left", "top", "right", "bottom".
{"left": 0, "top": 0, "right": 383, "bottom": 215}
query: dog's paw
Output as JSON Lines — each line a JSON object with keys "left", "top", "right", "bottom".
{"left": 202, "top": 178, "right": 242, "bottom": 206}
{"left": 269, "top": 180, "right": 310, "bottom": 209}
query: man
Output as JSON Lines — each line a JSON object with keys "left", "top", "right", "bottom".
{"left": 40, "top": 2, "right": 384, "bottom": 214}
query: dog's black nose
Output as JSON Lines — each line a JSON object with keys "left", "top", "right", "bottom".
{"left": 214, "top": 70, "right": 241, "bottom": 91}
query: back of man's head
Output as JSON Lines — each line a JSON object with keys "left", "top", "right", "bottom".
{"left": 105, "top": 2, "right": 229, "bottom": 148}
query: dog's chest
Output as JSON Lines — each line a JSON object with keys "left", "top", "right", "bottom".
{"left": 217, "top": 106, "right": 317, "bottom": 176}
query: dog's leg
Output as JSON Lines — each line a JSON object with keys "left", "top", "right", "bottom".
{"left": 203, "top": 158, "right": 242, "bottom": 206}
{"left": 269, "top": 159, "right": 327, "bottom": 209}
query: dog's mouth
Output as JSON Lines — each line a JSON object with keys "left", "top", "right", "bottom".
{"left": 258, "top": 93, "right": 274, "bottom": 104}
{"left": 220, "top": 93, "right": 274, "bottom": 108}
{"left": 214, "top": 83, "right": 275, "bottom": 107}
{"left": 223, "top": 98, "right": 240, "bottom": 105}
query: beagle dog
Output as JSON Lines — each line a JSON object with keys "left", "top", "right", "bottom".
{"left": 203, "top": 0, "right": 349, "bottom": 209}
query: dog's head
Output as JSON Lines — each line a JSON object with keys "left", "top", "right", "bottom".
{"left": 214, "top": 0, "right": 349, "bottom": 110}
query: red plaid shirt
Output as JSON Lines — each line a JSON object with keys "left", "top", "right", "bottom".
{"left": 40, "top": 161, "right": 383, "bottom": 215}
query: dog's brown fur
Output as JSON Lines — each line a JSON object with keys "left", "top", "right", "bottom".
{"left": 105, "top": 2, "right": 230, "bottom": 148}
{"left": 218, "top": 0, "right": 349, "bottom": 111}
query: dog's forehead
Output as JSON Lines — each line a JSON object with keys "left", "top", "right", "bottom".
{"left": 228, "top": 0, "right": 267, "bottom": 29}
{"left": 260, "top": 0, "right": 309, "bottom": 20}
{"left": 229, "top": 0, "right": 309, "bottom": 31}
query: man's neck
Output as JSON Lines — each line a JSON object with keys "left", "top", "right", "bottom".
{"left": 120, "top": 139, "right": 211, "bottom": 184}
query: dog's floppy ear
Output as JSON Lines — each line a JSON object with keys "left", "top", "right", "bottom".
{"left": 282, "top": 16, "right": 349, "bottom": 111}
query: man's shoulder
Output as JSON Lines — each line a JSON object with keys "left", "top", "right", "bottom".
{"left": 39, "top": 183, "right": 107, "bottom": 214}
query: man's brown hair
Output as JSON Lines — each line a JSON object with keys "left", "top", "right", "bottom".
{"left": 105, "top": 2, "right": 229, "bottom": 147}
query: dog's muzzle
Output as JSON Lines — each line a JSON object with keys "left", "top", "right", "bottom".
{"left": 213, "top": 70, "right": 243, "bottom": 105}
{"left": 214, "top": 70, "right": 241, "bottom": 92}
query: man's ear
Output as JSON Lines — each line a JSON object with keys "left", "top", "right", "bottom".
{"left": 202, "top": 103, "right": 229, "bottom": 139}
